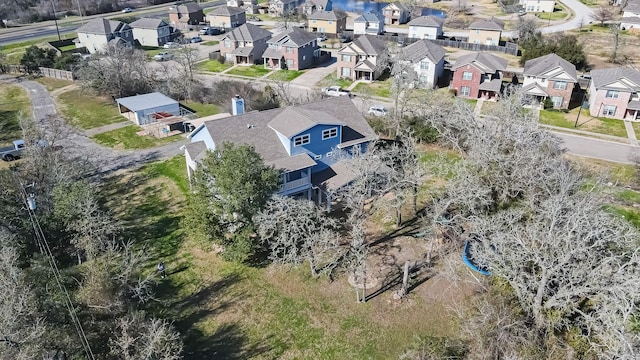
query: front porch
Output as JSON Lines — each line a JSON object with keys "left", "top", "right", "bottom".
{"left": 625, "top": 101, "right": 640, "bottom": 121}
{"left": 478, "top": 78, "right": 503, "bottom": 101}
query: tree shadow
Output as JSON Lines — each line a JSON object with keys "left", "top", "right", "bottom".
{"left": 183, "top": 323, "right": 272, "bottom": 360}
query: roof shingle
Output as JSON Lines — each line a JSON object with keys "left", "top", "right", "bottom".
{"left": 224, "top": 23, "right": 273, "bottom": 42}
{"left": 523, "top": 53, "right": 577, "bottom": 82}
{"left": 401, "top": 39, "right": 445, "bottom": 63}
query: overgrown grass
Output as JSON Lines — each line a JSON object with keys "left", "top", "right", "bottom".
{"left": 616, "top": 189, "right": 640, "bottom": 204}
{"left": 34, "top": 77, "right": 73, "bottom": 92}
{"left": 226, "top": 65, "right": 271, "bottom": 78}
{"left": 183, "top": 102, "right": 220, "bottom": 117}
{"left": 0, "top": 37, "right": 59, "bottom": 51}
{"left": 606, "top": 205, "right": 640, "bottom": 229}
{"left": 318, "top": 73, "right": 353, "bottom": 88}
{"left": 58, "top": 89, "right": 125, "bottom": 129}
{"left": 353, "top": 78, "right": 392, "bottom": 98}
{"left": 0, "top": 84, "right": 31, "bottom": 145}
{"left": 539, "top": 109, "right": 575, "bottom": 128}
{"left": 201, "top": 41, "right": 220, "bottom": 46}
{"left": 197, "top": 59, "right": 233, "bottom": 72}
{"left": 267, "top": 70, "right": 304, "bottom": 81}
{"left": 92, "top": 125, "right": 183, "bottom": 149}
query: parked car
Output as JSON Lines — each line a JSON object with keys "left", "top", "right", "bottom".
{"left": 163, "top": 42, "right": 178, "bottom": 49}
{"left": 339, "top": 35, "right": 351, "bottom": 43}
{"left": 0, "top": 139, "right": 25, "bottom": 161}
{"left": 122, "top": 7, "right": 133, "bottom": 13}
{"left": 367, "top": 105, "right": 387, "bottom": 117}
{"left": 322, "top": 86, "right": 353, "bottom": 98}
{"left": 317, "top": 34, "right": 327, "bottom": 42}
{"left": 154, "top": 51, "right": 173, "bottom": 61}
{"left": 248, "top": 16, "right": 262, "bottom": 21}
{"left": 190, "top": 36, "right": 202, "bottom": 43}
{"left": 199, "top": 27, "right": 211, "bottom": 35}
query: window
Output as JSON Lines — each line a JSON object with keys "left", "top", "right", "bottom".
{"left": 286, "top": 59, "right": 294, "bottom": 68}
{"left": 322, "top": 127, "right": 338, "bottom": 140}
{"left": 294, "top": 134, "right": 310, "bottom": 146}
{"left": 224, "top": 39, "right": 231, "bottom": 48}
{"left": 341, "top": 67, "right": 351, "bottom": 77}
{"left": 606, "top": 90, "right": 620, "bottom": 98}
{"left": 313, "top": 19, "right": 317, "bottom": 23}
{"left": 551, "top": 96, "right": 563, "bottom": 108}
{"left": 328, "top": 20, "right": 333, "bottom": 24}
{"left": 420, "top": 61, "right": 430, "bottom": 70}
{"left": 341, "top": 54, "right": 351, "bottom": 62}
{"left": 462, "top": 71, "right": 473, "bottom": 81}
{"left": 303, "top": 55, "right": 306, "bottom": 60}
{"left": 476, "top": 29, "right": 480, "bottom": 34}
{"left": 326, "top": 151, "right": 334, "bottom": 157}
{"left": 603, "top": 105, "right": 617, "bottom": 116}
{"left": 286, "top": 46, "right": 293, "bottom": 53}
{"left": 553, "top": 81, "right": 567, "bottom": 90}
{"left": 314, "top": 154, "right": 322, "bottom": 160}
{"left": 460, "top": 86, "right": 470, "bottom": 96}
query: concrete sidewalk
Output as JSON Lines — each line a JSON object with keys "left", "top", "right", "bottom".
{"left": 624, "top": 120, "right": 639, "bottom": 146}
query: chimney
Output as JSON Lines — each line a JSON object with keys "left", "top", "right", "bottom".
{"left": 232, "top": 95, "right": 245, "bottom": 116}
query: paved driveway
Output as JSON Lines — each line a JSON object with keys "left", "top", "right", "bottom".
{"left": 290, "top": 58, "right": 337, "bottom": 87}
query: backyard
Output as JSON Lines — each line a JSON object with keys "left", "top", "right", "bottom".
{"left": 92, "top": 125, "right": 184, "bottom": 149}
{"left": 57, "top": 89, "right": 126, "bottom": 129}
{"left": 34, "top": 77, "right": 73, "bottom": 92}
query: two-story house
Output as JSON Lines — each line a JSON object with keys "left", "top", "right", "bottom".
{"left": 227, "top": 0, "right": 260, "bottom": 14}
{"left": 451, "top": 52, "right": 508, "bottom": 100}
{"left": 301, "top": 0, "right": 332, "bottom": 15}
{"left": 185, "top": 96, "right": 377, "bottom": 208}
{"left": 353, "top": 12, "right": 384, "bottom": 35}
{"left": 588, "top": 66, "right": 640, "bottom": 120}
{"left": 76, "top": 18, "right": 134, "bottom": 54}
{"left": 307, "top": 9, "right": 348, "bottom": 38}
{"left": 130, "top": 18, "right": 171, "bottom": 48}
{"left": 522, "top": 53, "right": 578, "bottom": 109}
{"left": 336, "top": 35, "right": 388, "bottom": 82}
{"left": 269, "top": 0, "right": 299, "bottom": 17}
{"left": 399, "top": 40, "right": 445, "bottom": 89}
{"left": 622, "top": 1, "right": 640, "bottom": 30}
{"left": 407, "top": 16, "right": 444, "bottom": 40}
{"left": 382, "top": 2, "right": 411, "bottom": 25}
{"left": 168, "top": 2, "right": 205, "bottom": 30}
{"left": 519, "top": 0, "right": 555, "bottom": 13}
{"left": 208, "top": 6, "right": 247, "bottom": 30}
{"left": 468, "top": 19, "right": 503, "bottom": 46}
{"left": 220, "top": 23, "right": 273, "bottom": 64}
{"left": 263, "top": 27, "right": 319, "bottom": 70}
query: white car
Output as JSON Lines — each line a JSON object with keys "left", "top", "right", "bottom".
{"left": 367, "top": 105, "right": 387, "bottom": 117}
{"left": 321, "top": 86, "right": 352, "bottom": 97}
{"left": 122, "top": 7, "right": 133, "bottom": 13}
{"left": 154, "top": 52, "right": 173, "bottom": 61}
{"left": 163, "top": 42, "right": 178, "bottom": 49}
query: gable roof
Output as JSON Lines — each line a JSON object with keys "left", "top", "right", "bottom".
{"left": 307, "top": 8, "right": 348, "bottom": 20}
{"left": 130, "top": 18, "right": 168, "bottom": 29}
{"left": 383, "top": 1, "right": 410, "bottom": 11}
{"left": 306, "top": 0, "right": 332, "bottom": 9}
{"left": 268, "top": 27, "right": 317, "bottom": 47}
{"left": 408, "top": 15, "right": 445, "bottom": 27}
{"left": 591, "top": 66, "right": 640, "bottom": 91}
{"left": 523, "top": 53, "right": 578, "bottom": 82}
{"left": 268, "top": 107, "right": 344, "bottom": 138}
{"left": 451, "top": 52, "right": 508, "bottom": 73}
{"left": 210, "top": 6, "right": 245, "bottom": 16}
{"left": 77, "top": 18, "right": 129, "bottom": 35}
{"left": 224, "top": 23, "right": 273, "bottom": 42}
{"left": 469, "top": 19, "right": 504, "bottom": 31}
{"left": 116, "top": 92, "right": 178, "bottom": 112}
{"left": 401, "top": 39, "right": 445, "bottom": 63}
{"left": 354, "top": 12, "right": 382, "bottom": 23}
{"left": 169, "top": 2, "right": 202, "bottom": 13}
{"left": 350, "top": 34, "right": 387, "bottom": 55}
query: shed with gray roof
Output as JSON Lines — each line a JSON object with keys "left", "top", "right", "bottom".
{"left": 116, "top": 92, "right": 181, "bottom": 126}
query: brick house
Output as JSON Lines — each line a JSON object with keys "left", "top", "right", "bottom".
{"left": 468, "top": 19, "right": 503, "bottom": 46}
{"left": 207, "top": 6, "right": 246, "bottom": 30}
{"left": 451, "top": 52, "right": 508, "bottom": 100}
{"left": 306, "top": 9, "right": 348, "bottom": 38}
{"left": 220, "top": 23, "right": 273, "bottom": 65}
{"left": 263, "top": 27, "right": 319, "bottom": 70}
{"left": 588, "top": 66, "right": 640, "bottom": 120}
{"left": 336, "top": 34, "right": 388, "bottom": 82}
{"left": 382, "top": 2, "right": 411, "bottom": 25}
{"left": 522, "top": 53, "right": 578, "bottom": 109}
{"left": 168, "top": 2, "right": 204, "bottom": 30}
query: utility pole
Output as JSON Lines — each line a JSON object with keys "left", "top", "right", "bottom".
{"left": 50, "top": 0, "right": 61, "bottom": 41}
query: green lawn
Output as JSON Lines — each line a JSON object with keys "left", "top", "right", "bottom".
{"left": 58, "top": 44, "right": 77, "bottom": 52}
{"left": 632, "top": 121, "right": 640, "bottom": 139}
{"left": 183, "top": 102, "right": 220, "bottom": 117}
{"left": 34, "top": 77, "right": 74, "bottom": 92}
{"left": 539, "top": 109, "right": 575, "bottom": 128}
{"left": 537, "top": 6, "right": 567, "bottom": 21}
{"left": 92, "top": 125, "right": 183, "bottom": 149}
{"left": 201, "top": 41, "right": 220, "bottom": 46}
{"left": 353, "top": 79, "right": 392, "bottom": 98}
{"left": 267, "top": 70, "right": 304, "bottom": 81}
{"left": 197, "top": 59, "right": 233, "bottom": 72}
{"left": 58, "top": 89, "right": 126, "bottom": 129}
{"left": 225, "top": 65, "right": 271, "bottom": 78}
{"left": 318, "top": 73, "right": 353, "bottom": 89}
{"left": 606, "top": 205, "right": 640, "bottom": 229}
{"left": 0, "top": 84, "right": 31, "bottom": 145}
{"left": 141, "top": 46, "right": 164, "bottom": 58}
{"left": 540, "top": 109, "right": 628, "bottom": 137}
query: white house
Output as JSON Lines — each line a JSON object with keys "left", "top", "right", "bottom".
{"left": 399, "top": 39, "right": 445, "bottom": 88}
{"left": 75, "top": 18, "right": 133, "bottom": 54}
{"left": 519, "top": 0, "right": 555, "bottom": 13}
{"left": 407, "top": 16, "right": 444, "bottom": 40}
{"left": 130, "top": 18, "right": 171, "bottom": 47}
{"left": 353, "top": 12, "right": 384, "bottom": 35}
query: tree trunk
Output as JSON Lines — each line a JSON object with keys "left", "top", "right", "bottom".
{"left": 396, "top": 207, "right": 402, "bottom": 227}
{"left": 401, "top": 260, "right": 409, "bottom": 297}
{"left": 532, "top": 269, "right": 549, "bottom": 328}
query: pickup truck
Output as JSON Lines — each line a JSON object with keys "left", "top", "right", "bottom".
{"left": 321, "top": 86, "right": 353, "bottom": 98}
{"left": 1, "top": 139, "right": 25, "bottom": 161}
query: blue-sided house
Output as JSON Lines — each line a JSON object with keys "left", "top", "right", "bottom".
{"left": 116, "top": 92, "right": 181, "bottom": 126}
{"left": 183, "top": 96, "right": 378, "bottom": 209}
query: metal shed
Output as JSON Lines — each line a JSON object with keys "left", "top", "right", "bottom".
{"left": 116, "top": 92, "right": 180, "bottom": 126}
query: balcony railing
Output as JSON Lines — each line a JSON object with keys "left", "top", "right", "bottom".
{"left": 279, "top": 177, "right": 310, "bottom": 192}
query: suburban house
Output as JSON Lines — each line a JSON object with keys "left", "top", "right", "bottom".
{"left": 399, "top": 39, "right": 446, "bottom": 89}
{"left": 268, "top": 0, "right": 299, "bottom": 16}
{"left": 622, "top": 1, "right": 640, "bottom": 30}
{"left": 227, "top": 0, "right": 259, "bottom": 14}
{"left": 522, "top": 53, "right": 578, "bottom": 109}
{"left": 184, "top": 96, "right": 377, "bottom": 208}
{"left": 220, "top": 23, "right": 273, "bottom": 64}
{"left": 382, "top": 2, "right": 411, "bottom": 25}
{"left": 451, "top": 52, "right": 508, "bottom": 100}
{"left": 336, "top": 34, "right": 388, "bottom": 82}
{"left": 407, "top": 15, "right": 444, "bottom": 40}
{"left": 130, "top": 18, "right": 171, "bottom": 47}
{"left": 519, "top": 0, "right": 555, "bottom": 13}
{"left": 468, "top": 19, "right": 503, "bottom": 46}
{"left": 306, "top": 9, "right": 348, "bottom": 38}
{"left": 75, "top": 18, "right": 133, "bottom": 54}
{"left": 168, "top": 2, "right": 205, "bottom": 30}
{"left": 588, "top": 66, "right": 640, "bottom": 120}
{"left": 353, "top": 12, "right": 384, "bottom": 35}
{"left": 301, "top": 0, "right": 332, "bottom": 15}
{"left": 263, "top": 27, "right": 319, "bottom": 70}
{"left": 207, "top": 6, "right": 247, "bottom": 30}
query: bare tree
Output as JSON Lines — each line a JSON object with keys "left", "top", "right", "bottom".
{"left": 172, "top": 44, "right": 201, "bottom": 101}
{"left": 109, "top": 311, "right": 183, "bottom": 360}
{"left": 610, "top": 23, "right": 622, "bottom": 63}
{"left": 591, "top": 6, "right": 615, "bottom": 26}
{"left": 516, "top": 16, "right": 539, "bottom": 42}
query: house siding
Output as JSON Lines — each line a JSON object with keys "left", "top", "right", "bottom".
{"left": 451, "top": 65, "right": 484, "bottom": 98}
{"left": 353, "top": 20, "right": 383, "bottom": 35}
{"left": 336, "top": 50, "right": 358, "bottom": 80}
{"left": 589, "top": 89, "right": 633, "bottom": 120}
{"left": 521, "top": 0, "right": 555, "bottom": 12}
{"left": 382, "top": 6, "right": 409, "bottom": 25}
{"left": 410, "top": 57, "right": 444, "bottom": 89}
{"left": 132, "top": 26, "right": 170, "bottom": 47}
{"left": 546, "top": 80, "right": 575, "bottom": 109}
{"left": 290, "top": 124, "right": 342, "bottom": 171}
{"left": 468, "top": 29, "right": 501, "bottom": 45}
{"left": 307, "top": 18, "right": 346, "bottom": 37}
{"left": 209, "top": 13, "right": 247, "bottom": 29}
{"left": 408, "top": 25, "right": 442, "bottom": 40}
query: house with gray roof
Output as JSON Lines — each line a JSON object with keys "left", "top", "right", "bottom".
{"left": 382, "top": 2, "right": 411, "bottom": 25}
{"left": 301, "top": 0, "right": 332, "bottom": 15}
{"left": 353, "top": 12, "right": 384, "bottom": 35}
{"left": 451, "top": 52, "right": 508, "bottom": 100}
{"left": 185, "top": 96, "right": 377, "bottom": 208}
{"left": 408, "top": 16, "right": 444, "bottom": 40}
{"left": 399, "top": 40, "right": 446, "bottom": 88}
{"left": 76, "top": 18, "right": 133, "bottom": 54}
{"left": 522, "top": 53, "right": 578, "bottom": 109}
{"left": 269, "top": 0, "right": 300, "bottom": 17}
{"left": 116, "top": 92, "right": 181, "bottom": 126}
{"left": 336, "top": 34, "right": 388, "bottom": 82}
{"left": 130, "top": 18, "right": 171, "bottom": 47}
{"left": 207, "top": 6, "right": 246, "bottom": 30}
{"left": 306, "top": 9, "right": 348, "bottom": 38}
{"left": 168, "top": 2, "right": 204, "bottom": 30}
{"left": 220, "top": 23, "right": 273, "bottom": 64}
{"left": 468, "top": 19, "right": 503, "bottom": 46}
{"left": 263, "top": 27, "right": 320, "bottom": 70}
{"left": 588, "top": 66, "right": 640, "bottom": 120}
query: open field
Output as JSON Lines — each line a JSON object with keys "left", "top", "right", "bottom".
{"left": 92, "top": 125, "right": 184, "bottom": 149}
{"left": 57, "top": 89, "right": 125, "bottom": 129}
{"left": 0, "top": 84, "right": 31, "bottom": 145}
{"left": 34, "top": 77, "right": 73, "bottom": 92}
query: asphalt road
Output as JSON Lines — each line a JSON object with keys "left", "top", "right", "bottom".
{"left": 554, "top": 132, "right": 636, "bottom": 164}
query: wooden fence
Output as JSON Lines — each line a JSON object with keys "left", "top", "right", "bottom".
{"left": 427, "top": 39, "right": 519, "bottom": 56}
{"left": 39, "top": 67, "right": 74, "bottom": 80}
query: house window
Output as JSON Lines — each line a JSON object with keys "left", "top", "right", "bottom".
{"left": 303, "top": 55, "right": 306, "bottom": 60}
{"left": 460, "top": 86, "right": 470, "bottom": 96}
{"left": 326, "top": 151, "right": 334, "bottom": 157}
{"left": 341, "top": 54, "right": 351, "bottom": 62}
{"left": 553, "top": 81, "right": 567, "bottom": 90}
{"left": 341, "top": 67, "right": 351, "bottom": 77}
{"left": 224, "top": 39, "right": 231, "bottom": 47}
{"left": 462, "top": 71, "right": 473, "bottom": 81}
{"left": 606, "top": 90, "right": 619, "bottom": 98}
{"left": 328, "top": 20, "right": 333, "bottom": 24}
{"left": 294, "top": 134, "right": 310, "bottom": 146}
{"left": 322, "top": 127, "right": 338, "bottom": 140}
{"left": 286, "top": 46, "right": 293, "bottom": 53}
{"left": 551, "top": 96, "right": 563, "bottom": 108}
{"left": 286, "top": 59, "right": 294, "bottom": 68}
{"left": 420, "top": 61, "right": 430, "bottom": 70}
{"left": 603, "top": 105, "right": 617, "bottom": 116}
{"left": 314, "top": 154, "right": 322, "bottom": 160}
{"left": 476, "top": 29, "right": 480, "bottom": 34}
